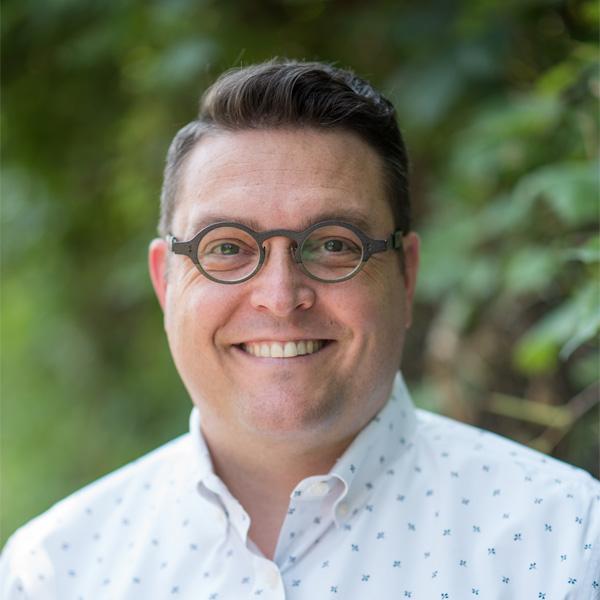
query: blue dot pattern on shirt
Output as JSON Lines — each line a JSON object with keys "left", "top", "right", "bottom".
{"left": 1, "top": 373, "right": 599, "bottom": 599}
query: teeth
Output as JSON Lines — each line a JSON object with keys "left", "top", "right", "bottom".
{"left": 284, "top": 342, "right": 298, "bottom": 357}
{"left": 242, "top": 340, "right": 324, "bottom": 358}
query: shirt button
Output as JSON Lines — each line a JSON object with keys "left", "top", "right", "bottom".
{"left": 306, "top": 481, "right": 330, "bottom": 497}
{"left": 267, "top": 565, "right": 280, "bottom": 589}
{"left": 337, "top": 502, "right": 349, "bottom": 517}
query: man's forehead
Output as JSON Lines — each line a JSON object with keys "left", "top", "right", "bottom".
{"left": 182, "top": 128, "right": 384, "bottom": 188}
{"left": 174, "top": 128, "right": 392, "bottom": 234}
{"left": 182, "top": 207, "right": 377, "bottom": 235}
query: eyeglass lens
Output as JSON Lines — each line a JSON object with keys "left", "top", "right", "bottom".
{"left": 196, "top": 224, "right": 365, "bottom": 282}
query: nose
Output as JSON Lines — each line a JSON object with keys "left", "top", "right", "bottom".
{"left": 249, "top": 239, "right": 316, "bottom": 316}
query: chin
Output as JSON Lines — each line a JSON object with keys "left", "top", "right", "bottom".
{"left": 236, "top": 387, "right": 345, "bottom": 437}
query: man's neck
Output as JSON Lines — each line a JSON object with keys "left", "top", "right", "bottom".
{"left": 202, "top": 426, "right": 354, "bottom": 559}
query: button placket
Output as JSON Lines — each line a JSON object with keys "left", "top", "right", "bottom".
{"left": 274, "top": 477, "right": 346, "bottom": 571}
{"left": 305, "top": 481, "right": 331, "bottom": 498}
{"left": 337, "top": 502, "right": 349, "bottom": 518}
{"left": 252, "top": 556, "right": 285, "bottom": 599}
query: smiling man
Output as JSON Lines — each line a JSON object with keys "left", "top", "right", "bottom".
{"left": 149, "top": 125, "right": 417, "bottom": 559}
{"left": 2, "top": 60, "right": 599, "bottom": 599}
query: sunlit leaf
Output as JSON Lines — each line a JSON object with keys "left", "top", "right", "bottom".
{"left": 515, "top": 280, "right": 600, "bottom": 373}
{"left": 563, "top": 235, "right": 600, "bottom": 264}
{"left": 560, "top": 281, "right": 600, "bottom": 358}
{"left": 504, "top": 246, "right": 560, "bottom": 295}
{"left": 512, "top": 162, "right": 599, "bottom": 227}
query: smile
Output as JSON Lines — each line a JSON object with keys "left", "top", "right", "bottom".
{"left": 240, "top": 340, "right": 327, "bottom": 358}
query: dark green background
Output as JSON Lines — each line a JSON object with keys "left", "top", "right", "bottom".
{"left": 2, "top": 0, "right": 598, "bottom": 545}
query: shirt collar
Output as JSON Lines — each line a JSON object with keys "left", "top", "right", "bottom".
{"left": 188, "top": 406, "right": 214, "bottom": 483}
{"left": 187, "top": 371, "right": 417, "bottom": 524}
{"left": 329, "top": 371, "right": 417, "bottom": 525}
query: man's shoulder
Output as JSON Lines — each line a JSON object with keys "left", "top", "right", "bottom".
{"left": 2, "top": 433, "right": 192, "bottom": 557}
{"left": 414, "top": 407, "right": 600, "bottom": 496}
{"left": 407, "top": 409, "right": 600, "bottom": 594}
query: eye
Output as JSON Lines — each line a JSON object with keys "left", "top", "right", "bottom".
{"left": 323, "top": 239, "right": 345, "bottom": 252}
{"left": 302, "top": 230, "right": 362, "bottom": 261}
{"left": 211, "top": 242, "right": 240, "bottom": 255}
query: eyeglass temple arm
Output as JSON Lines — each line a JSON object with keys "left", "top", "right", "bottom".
{"left": 362, "top": 231, "right": 404, "bottom": 263}
{"left": 369, "top": 230, "right": 405, "bottom": 255}
{"left": 167, "top": 235, "right": 195, "bottom": 257}
{"left": 390, "top": 230, "right": 404, "bottom": 249}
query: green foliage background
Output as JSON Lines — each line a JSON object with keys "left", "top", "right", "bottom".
{"left": 2, "top": 0, "right": 598, "bottom": 544}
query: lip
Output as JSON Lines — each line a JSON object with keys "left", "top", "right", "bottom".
{"left": 234, "top": 335, "right": 332, "bottom": 343}
{"left": 237, "top": 338, "right": 330, "bottom": 345}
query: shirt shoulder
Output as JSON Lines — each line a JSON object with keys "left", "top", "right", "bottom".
{"left": 410, "top": 410, "right": 600, "bottom": 595}
{"left": 48, "top": 432, "right": 191, "bottom": 518}
{"left": 415, "top": 407, "right": 599, "bottom": 491}
{"left": 0, "top": 434, "right": 193, "bottom": 598}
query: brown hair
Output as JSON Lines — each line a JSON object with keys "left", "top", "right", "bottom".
{"left": 158, "top": 59, "right": 410, "bottom": 237}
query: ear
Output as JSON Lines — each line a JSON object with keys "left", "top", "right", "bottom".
{"left": 401, "top": 232, "right": 420, "bottom": 329}
{"left": 148, "top": 238, "right": 169, "bottom": 311}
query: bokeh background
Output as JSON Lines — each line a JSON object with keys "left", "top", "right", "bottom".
{"left": 2, "top": 0, "right": 598, "bottom": 545}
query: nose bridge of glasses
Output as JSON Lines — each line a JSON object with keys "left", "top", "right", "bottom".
{"left": 258, "top": 229, "right": 304, "bottom": 263}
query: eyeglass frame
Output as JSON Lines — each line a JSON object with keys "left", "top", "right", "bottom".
{"left": 167, "top": 219, "right": 406, "bottom": 284}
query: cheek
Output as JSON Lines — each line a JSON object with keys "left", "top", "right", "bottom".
{"left": 362, "top": 277, "right": 407, "bottom": 356}
{"left": 330, "top": 274, "right": 406, "bottom": 345}
{"left": 164, "top": 279, "right": 234, "bottom": 353}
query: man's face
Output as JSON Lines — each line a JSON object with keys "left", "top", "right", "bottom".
{"left": 149, "top": 128, "right": 419, "bottom": 448}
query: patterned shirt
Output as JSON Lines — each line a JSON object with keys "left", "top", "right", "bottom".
{"left": 2, "top": 373, "right": 599, "bottom": 599}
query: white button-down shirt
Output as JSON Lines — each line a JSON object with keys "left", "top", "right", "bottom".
{"left": 2, "top": 373, "right": 599, "bottom": 599}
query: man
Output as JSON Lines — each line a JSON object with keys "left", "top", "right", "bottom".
{"left": 2, "top": 60, "right": 599, "bottom": 599}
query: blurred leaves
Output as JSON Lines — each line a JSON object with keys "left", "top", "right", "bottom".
{"left": 514, "top": 162, "right": 598, "bottom": 226}
{"left": 413, "top": 5, "right": 598, "bottom": 474}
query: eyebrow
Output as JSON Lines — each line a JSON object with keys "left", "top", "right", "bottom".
{"left": 184, "top": 208, "right": 377, "bottom": 237}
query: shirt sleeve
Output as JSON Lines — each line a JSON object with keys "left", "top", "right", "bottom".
{"left": 577, "top": 475, "right": 600, "bottom": 600}
{"left": 581, "top": 525, "right": 600, "bottom": 598}
{"left": 0, "top": 529, "right": 57, "bottom": 600}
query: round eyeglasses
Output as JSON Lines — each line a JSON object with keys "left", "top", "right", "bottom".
{"left": 168, "top": 220, "right": 405, "bottom": 284}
